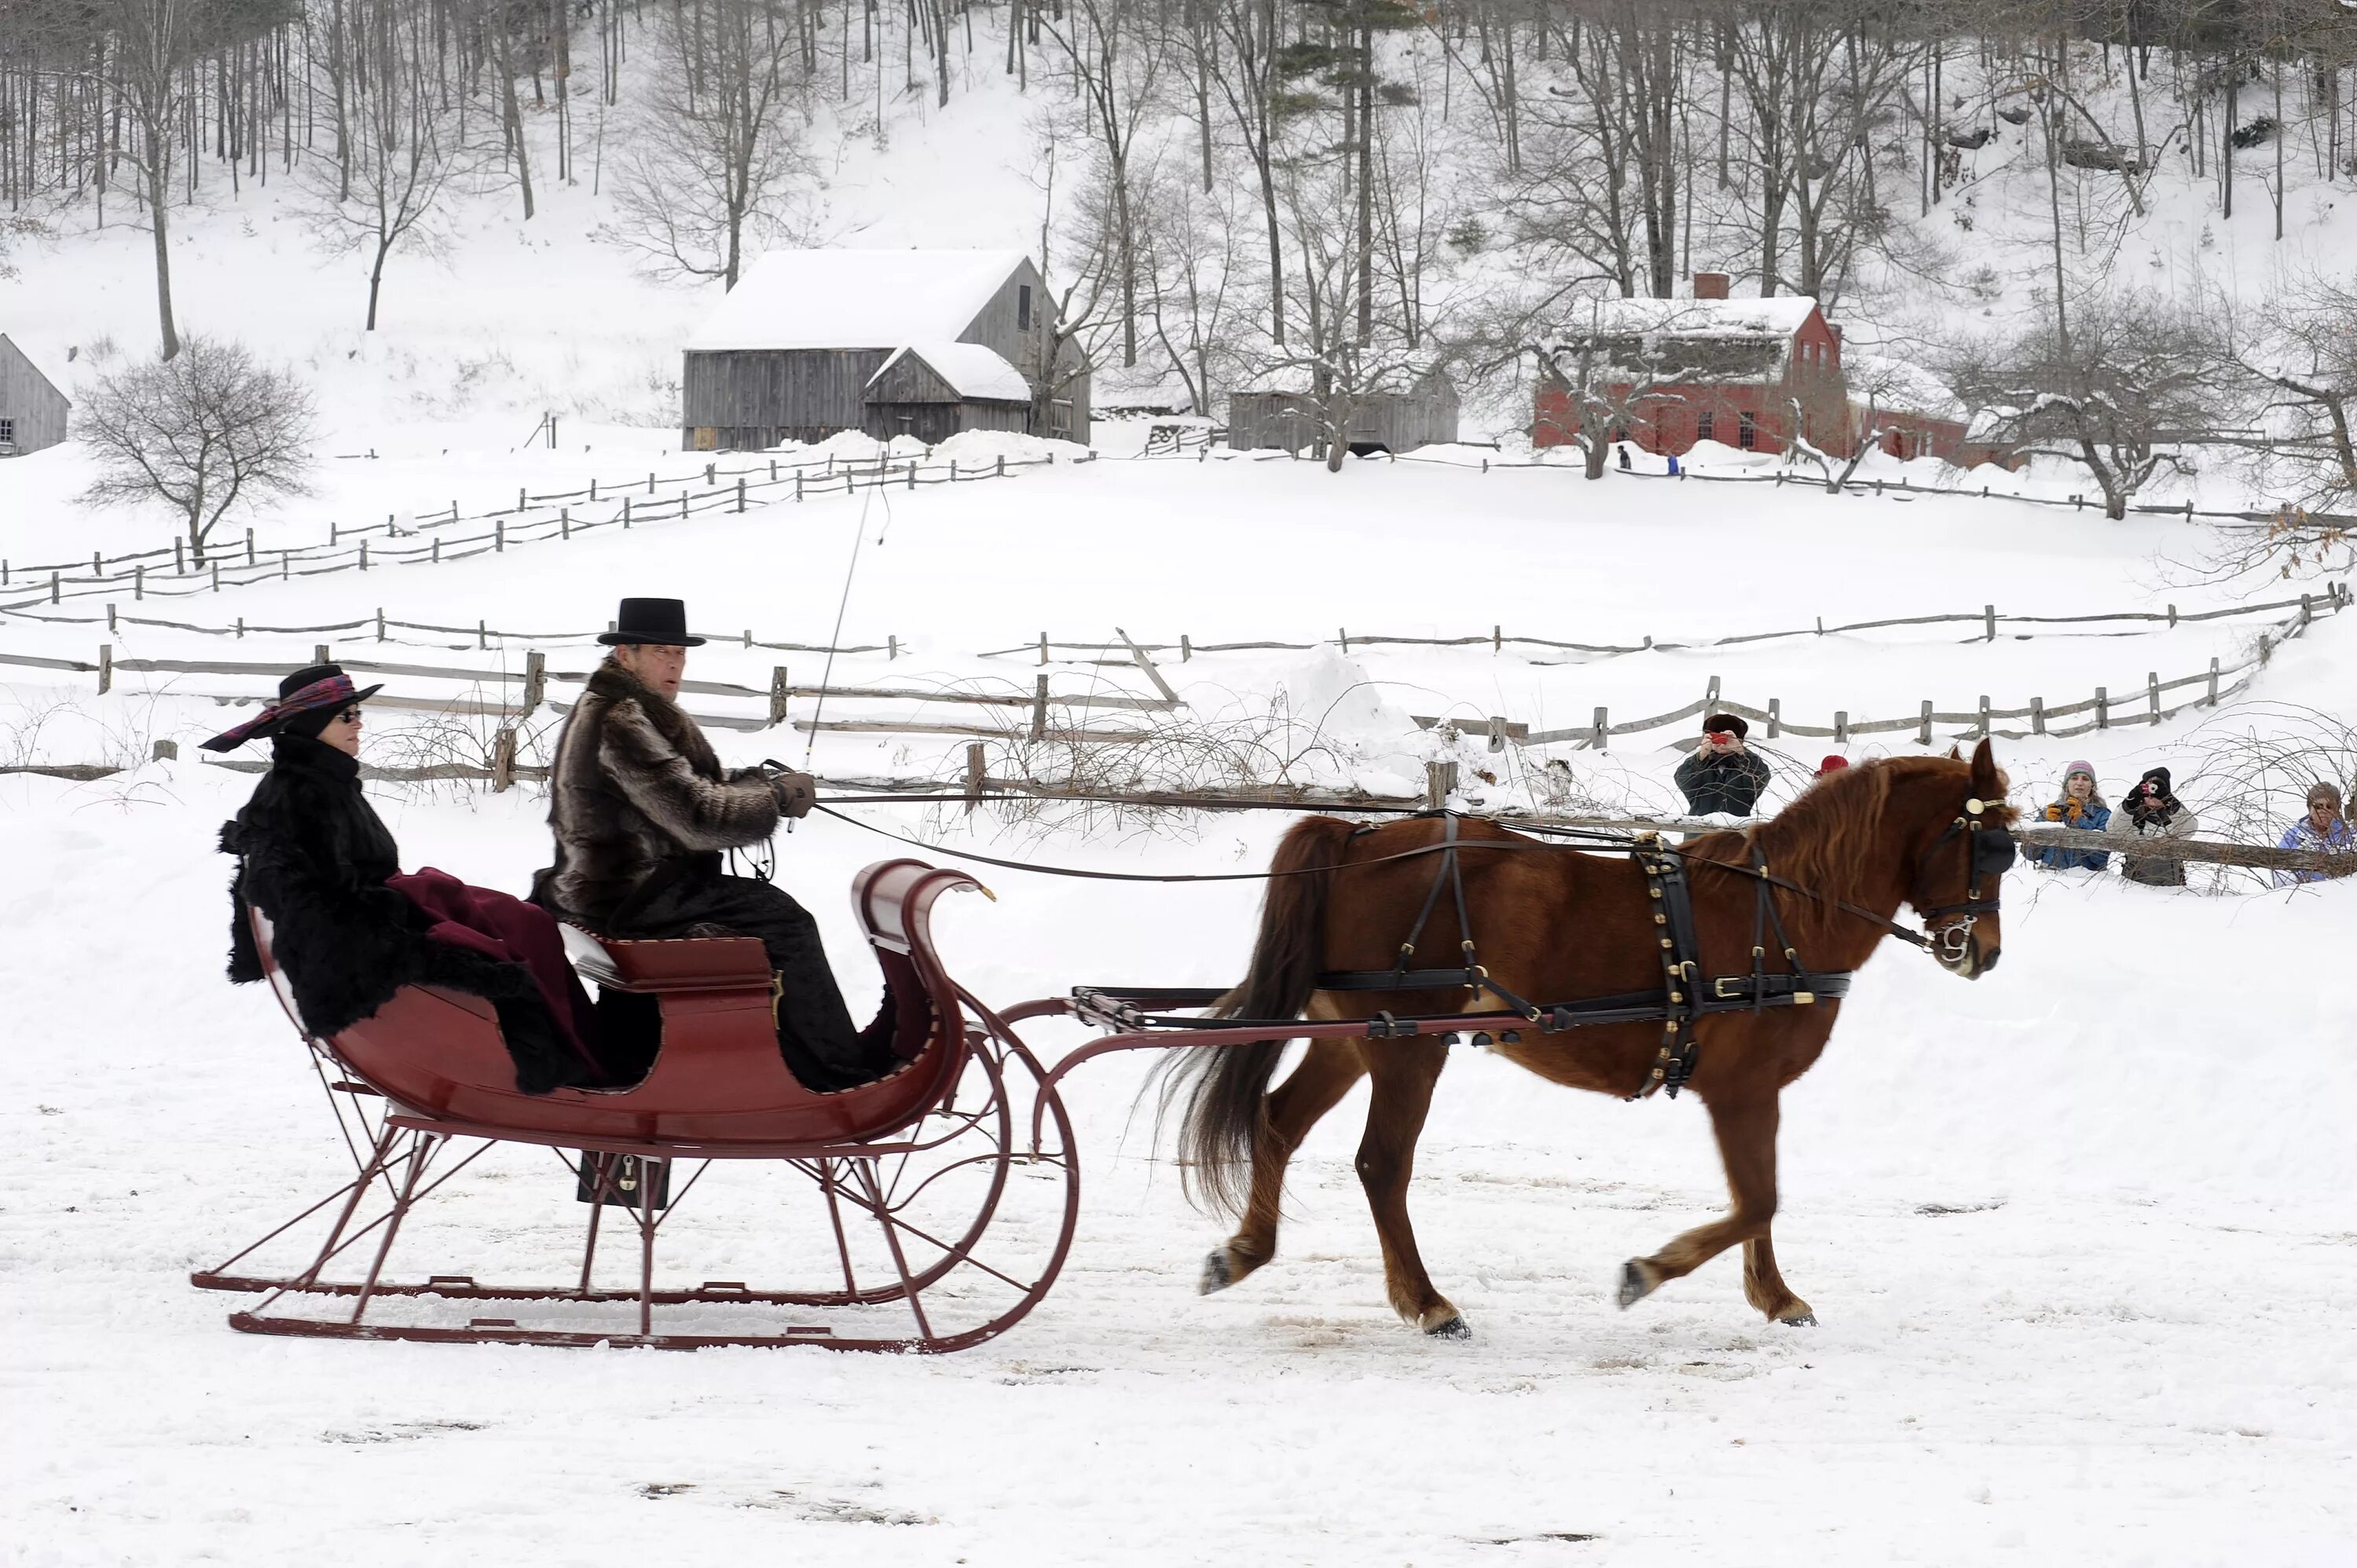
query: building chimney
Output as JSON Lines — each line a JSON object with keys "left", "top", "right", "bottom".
{"left": 1692, "top": 271, "right": 1731, "bottom": 300}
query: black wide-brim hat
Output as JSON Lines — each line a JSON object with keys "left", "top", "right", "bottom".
{"left": 200, "top": 662, "right": 383, "bottom": 752}
{"left": 598, "top": 597, "right": 705, "bottom": 647}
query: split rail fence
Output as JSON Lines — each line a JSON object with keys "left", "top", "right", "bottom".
{"left": 0, "top": 448, "right": 1080, "bottom": 616}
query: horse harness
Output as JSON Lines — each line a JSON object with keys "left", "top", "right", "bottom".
{"left": 1309, "top": 814, "right": 1858, "bottom": 1101}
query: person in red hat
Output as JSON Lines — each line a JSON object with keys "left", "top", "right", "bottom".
{"left": 533, "top": 598, "right": 894, "bottom": 1092}
{"left": 212, "top": 664, "right": 609, "bottom": 1094}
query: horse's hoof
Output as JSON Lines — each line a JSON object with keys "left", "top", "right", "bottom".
{"left": 1616, "top": 1258, "right": 1661, "bottom": 1310}
{"left": 1198, "top": 1248, "right": 1234, "bottom": 1296}
{"left": 1424, "top": 1314, "right": 1472, "bottom": 1340}
{"left": 1777, "top": 1311, "right": 1817, "bottom": 1328}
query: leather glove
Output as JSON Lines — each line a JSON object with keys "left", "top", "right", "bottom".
{"left": 768, "top": 769, "right": 816, "bottom": 819}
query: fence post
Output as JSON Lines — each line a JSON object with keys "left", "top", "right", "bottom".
{"left": 2207, "top": 658, "right": 2220, "bottom": 705}
{"left": 49, "top": 571, "right": 59, "bottom": 603}
{"left": 2167, "top": 603, "right": 2177, "bottom": 628}
{"left": 2300, "top": 593, "right": 2312, "bottom": 628}
{"left": 623, "top": 497, "right": 632, "bottom": 528}
{"left": 1984, "top": 604, "right": 1996, "bottom": 642}
{"left": 431, "top": 539, "right": 441, "bottom": 563}
{"left": 1424, "top": 760, "right": 1459, "bottom": 809}
{"left": 376, "top": 608, "right": 386, "bottom": 641}
{"left": 518, "top": 487, "right": 526, "bottom": 513}
{"left": 1338, "top": 627, "right": 1349, "bottom": 653}
{"left": 2147, "top": 672, "right": 2161, "bottom": 725}
{"left": 107, "top": 603, "right": 116, "bottom": 632}
{"left": 1766, "top": 698, "right": 1780, "bottom": 739}
{"left": 2258, "top": 633, "right": 2271, "bottom": 665}
{"left": 705, "top": 463, "right": 716, "bottom": 485}
{"left": 355, "top": 544, "right": 365, "bottom": 574}
{"left": 965, "top": 742, "right": 986, "bottom": 815}
{"left": 1978, "top": 695, "right": 1991, "bottom": 736}
{"left": 796, "top": 471, "right": 804, "bottom": 503}
{"left": 906, "top": 461, "right": 917, "bottom": 490}
{"left": 152, "top": 739, "right": 178, "bottom": 762}
{"left": 135, "top": 566, "right": 144, "bottom": 599}
{"left": 1593, "top": 706, "right": 1610, "bottom": 750}
{"left": 314, "top": 643, "right": 331, "bottom": 665}
{"left": 2095, "top": 687, "right": 2109, "bottom": 729}
{"left": 1030, "top": 675, "right": 1050, "bottom": 739}
{"left": 561, "top": 507, "right": 570, "bottom": 540}
{"left": 996, "top": 455, "right": 1006, "bottom": 477}
{"left": 2031, "top": 697, "right": 2045, "bottom": 735}
{"left": 97, "top": 645, "right": 112, "bottom": 695}
{"left": 1492, "top": 624, "right": 1502, "bottom": 653}
{"left": 1181, "top": 635, "right": 1193, "bottom": 662}
{"left": 246, "top": 528, "right": 255, "bottom": 565}
{"left": 648, "top": 471, "right": 656, "bottom": 494}
{"left": 889, "top": 636, "right": 900, "bottom": 661}
{"left": 478, "top": 621, "right": 488, "bottom": 650}
{"left": 1038, "top": 632, "right": 1049, "bottom": 666}
{"left": 736, "top": 479, "right": 746, "bottom": 513}
{"left": 589, "top": 479, "right": 598, "bottom": 503}
{"left": 1705, "top": 676, "right": 1721, "bottom": 707}
{"left": 1488, "top": 716, "right": 1509, "bottom": 753}
{"left": 1835, "top": 710, "right": 1849, "bottom": 744}
{"left": 770, "top": 460, "right": 778, "bottom": 482}
{"left": 282, "top": 551, "right": 290, "bottom": 581}
{"left": 1918, "top": 701, "right": 1933, "bottom": 746}
{"left": 496, "top": 519, "right": 505, "bottom": 553}
{"left": 174, "top": 538, "right": 185, "bottom": 573}
{"left": 491, "top": 727, "right": 517, "bottom": 793}
{"left": 768, "top": 667, "right": 790, "bottom": 727}
{"left": 236, "top": 617, "right": 244, "bottom": 639}
{"left": 524, "top": 650, "right": 547, "bottom": 711}
{"left": 742, "top": 628, "right": 752, "bottom": 649}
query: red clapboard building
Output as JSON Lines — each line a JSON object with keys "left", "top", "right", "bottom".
{"left": 1534, "top": 272, "right": 1850, "bottom": 458}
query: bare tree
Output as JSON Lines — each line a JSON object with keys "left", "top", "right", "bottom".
{"left": 1952, "top": 291, "right": 2220, "bottom": 520}
{"left": 296, "top": 79, "right": 474, "bottom": 330}
{"left": 610, "top": 0, "right": 822, "bottom": 288}
{"left": 1527, "top": 295, "right": 1703, "bottom": 481}
{"left": 1042, "top": 0, "right": 1166, "bottom": 367}
{"left": 2216, "top": 273, "right": 2357, "bottom": 514}
{"left": 76, "top": 337, "right": 317, "bottom": 566}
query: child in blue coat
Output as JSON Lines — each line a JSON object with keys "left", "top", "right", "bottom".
{"left": 2033, "top": 761, "right": 2112, "bottom": 870}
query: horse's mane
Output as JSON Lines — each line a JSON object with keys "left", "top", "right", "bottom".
{"left": 1684, "top": 755, "right": 1998, "bottom": 946}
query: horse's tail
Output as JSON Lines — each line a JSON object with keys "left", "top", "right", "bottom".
{"left": 1164, "top": 815, "right": 1358, "bottom": 1218}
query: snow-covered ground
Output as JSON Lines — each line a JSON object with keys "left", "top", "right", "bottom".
{"left": 6, "top": 27, "right": 2357, "bottom": 1566}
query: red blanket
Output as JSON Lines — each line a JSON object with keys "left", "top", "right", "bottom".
{"left": 390, "top": 867, "right": 606, "bottom": 1083}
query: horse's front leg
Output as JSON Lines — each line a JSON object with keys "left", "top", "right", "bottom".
{"left": 1355, "top": 1038, "right": 1466, "bottom": 1337}
{"left": 1203, "top": 1031, "right": 1367, "bottom": 1294}
{"left": 1618, "top": 1082, "right": 1813, "bottom": 1324}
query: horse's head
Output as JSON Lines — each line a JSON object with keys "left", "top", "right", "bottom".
{"left": 1906, "top": 739, "right": 2016, "bottom": 979}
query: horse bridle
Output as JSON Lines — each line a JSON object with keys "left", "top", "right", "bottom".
{"left": 1908, "top": 795, "right": 2016, "bottom": 965}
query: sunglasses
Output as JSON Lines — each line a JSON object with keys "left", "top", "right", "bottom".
{"left": 332, "top": 708, "right": 364, "bottom": 724}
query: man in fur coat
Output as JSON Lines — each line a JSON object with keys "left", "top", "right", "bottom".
{"left": 531, "top": 598, "right": 893, "bottom": 1091}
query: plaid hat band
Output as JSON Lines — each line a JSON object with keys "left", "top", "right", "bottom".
{"left": 200, "top": 673, "right": 365, "bottom": 753}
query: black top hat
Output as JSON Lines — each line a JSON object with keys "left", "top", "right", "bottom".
{"left": 200, "top": 662, "right": 383, "bottom": 752}
{"left": 598, "top": 597, "right": 705, "bottom": 647}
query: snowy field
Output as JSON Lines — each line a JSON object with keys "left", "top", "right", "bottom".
{"left": 5, "top": 452, "right": 2356, "bottom": 1566}
{"left": 8, "top": 24, "right": 2357, "bottom": 1563}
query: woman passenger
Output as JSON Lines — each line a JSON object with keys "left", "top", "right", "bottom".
{"left": 211, "top": 664, "right": 609, "bottom": 1093}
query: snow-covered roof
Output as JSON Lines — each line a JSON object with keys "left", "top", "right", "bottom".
{"left": 870, "top": 343, "right": 1031, "bottom": 402}
{"left": 1571, "top": 295, "right": 1822, "bottom": 341}
{"left": 686, "top": 250, "right": 1030, "bottom": 351}
{"left": 1849, "top": 354, "right": 1965, "bottom": 421}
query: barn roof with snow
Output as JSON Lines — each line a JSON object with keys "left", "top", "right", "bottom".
{"left": 687, "top": 249, "right": 1035, "bottom": 351}
{"left": 678, "top": 248, "right": 1089, "bottom": 450}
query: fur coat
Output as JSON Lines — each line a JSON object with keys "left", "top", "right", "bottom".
{"left": 222, "top": 735, "right": 599, "bottom": 1094}
{"left": 531, "top": 658, "right": 784, "bottom": 926}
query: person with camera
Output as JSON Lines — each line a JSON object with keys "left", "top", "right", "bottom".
{"left": 2117, "top": 766, "right": 2200, "bottom": 887}
{"left": 1674, "top": 713, "right": 1773, "bottom": 819}
{"left": 2275, "top": 783, "right": 2355, "bottom": 887}
{"left": 2030, "top": 762, "right": 2111, "bottom": 870}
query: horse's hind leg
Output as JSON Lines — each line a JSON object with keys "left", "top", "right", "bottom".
{"left": 1202, "top": 1035, "right": 1366, "bottom": 1295}
{"left": 1356, "top": 1039, "right": 1465, "bottom": 1338}
{"left": 1618, "top": 1084, "right": 1813, "bottom": 1324}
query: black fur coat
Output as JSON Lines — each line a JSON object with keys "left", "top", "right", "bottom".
{"left": 222, "top": 735, "right": 597, "bottom": 1094}
{"left": 531, "top": 658, "right": 783, "bottom": 925}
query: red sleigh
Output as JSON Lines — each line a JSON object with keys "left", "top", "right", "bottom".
{"left": 192, "top": 859, "right": 1080, "bottom": 1352}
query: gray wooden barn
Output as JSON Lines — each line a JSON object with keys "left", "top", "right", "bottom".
{"left": 0, "top": 333, "right": 73, "bottom": 457}
{"left": 1226, "top": 365, "right": 1458, "bottom": 456}
{"left": 680, "top": 250, "right": 1091, "bottom": 451}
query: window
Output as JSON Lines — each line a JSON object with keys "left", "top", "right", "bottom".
{"left": 1018, "top": 284, "right": 1033, "bottom": 332}
{"left": 1695, "top": 409, "right": 1714, "bottom": 443}
{"left": 1737, "top": 410, "right": 1757, "bottom": 449}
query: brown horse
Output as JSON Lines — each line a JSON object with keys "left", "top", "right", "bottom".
{"left": 1171, "top": 742, "right": 2015, "bottom": 1338}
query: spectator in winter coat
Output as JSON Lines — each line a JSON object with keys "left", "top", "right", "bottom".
{"left": 2031, "top": 762, "right": 2112, "bottom": 870}
{"left": 1674, "top": 713, "right": 1773, "bottom": 818}
{"left": 2275, "top": 783, "right": 2355, "bottom": 887}
{"left": 2117, "top": 766, "right": 2201, "bottom": 887}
